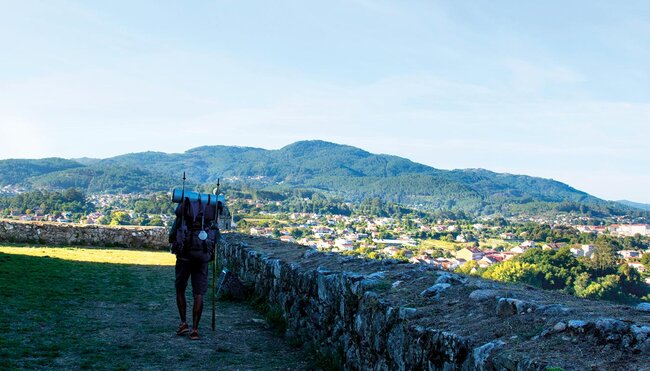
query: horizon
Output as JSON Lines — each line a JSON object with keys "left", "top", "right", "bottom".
{"left": 1, "top": 1, "right": 649, "bottom": 203}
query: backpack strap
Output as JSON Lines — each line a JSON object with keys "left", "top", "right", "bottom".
{"left": 182, "top": 197, "right": 190, "bottom": 226}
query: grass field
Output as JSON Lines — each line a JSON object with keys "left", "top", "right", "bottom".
{"left": 0, "top": 245, "right": 313, "bottom": 370}
{"left": 0, "top": 245, "right": 177, "bottom": 265}
{"left": 419, "top": 238, "right": 511, "bottom": 252}
{"left": 418, "top": 239, "right": 460, "bottom": 251}
{"left": 478, "top": 238, "right": 511, "bottom": 249}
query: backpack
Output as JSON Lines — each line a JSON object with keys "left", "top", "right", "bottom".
{"left": 169, "top": 195, "right": 220, "bottom": 263}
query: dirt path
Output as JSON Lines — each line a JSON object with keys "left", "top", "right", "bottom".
{"left": 72, "top": 265, "right": 315, "bottom": 370}
{"left": 0, "top": 249, "right": 315, "bottom": 370}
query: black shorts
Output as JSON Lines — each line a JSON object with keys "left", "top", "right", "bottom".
{"left": 175, "top": 258, "right": 209, "bottom": 296}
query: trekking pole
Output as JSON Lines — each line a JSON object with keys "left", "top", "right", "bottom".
{"left": 211, "top": 178, "right": 221, "bottom": 332}
{"left": 212, "top": 251, "right": 216, "bottom": 331}
{"left": 181, "top": 172, "right": 186, "bottom": 199}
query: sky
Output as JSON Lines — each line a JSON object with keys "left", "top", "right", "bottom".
{"left": 0, "top": 1, "right": 648, "bottom": 202}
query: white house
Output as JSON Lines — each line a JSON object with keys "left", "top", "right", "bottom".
{"left": 614, "top": 224, "right": 650, "bottom": 237}
{"left": 570, "top": 247, "right": 584, "bottom": 257}
{"left": 510, "top": 246, "right": 527, "bottom": 254}
{"left": 582, "top": 245, "right": 595, "bottom": 258}
{"left": 279, "top": 235, "right": 295, "bottom": 243}
{"left": 335, "top": 239, "right": 354, "bottom": 251}
{"left": 618, "top": 250, "right": 642, "bottom": 259}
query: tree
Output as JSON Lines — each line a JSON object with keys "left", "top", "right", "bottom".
{"left": 617, "top": 264, "right": 649, "bottom": 298}
{"left": 641, "top": 254, "right": 650, "bottom": 271}
{"left": 574, "top": 274, "right": 623, "bottom": 301}
{"left": 590, "top": 243, "right": 618, "bottom": 275}
{"left": 482, "top": 260, "right": 540, "bottom": 285}
{"left": 516, "top": 248, "right": 582, "bottom": 290}
{"left": 455, "top": 260, "right": 480, "bottom": 275}
{"left": 109, "top": 211, "right": 132, "bottom": 226}
{"left": 149, "top": 216, "right": 164, "bottom": 226}
{"left": 135, "top": 214, "right": 150, "bottom": 226}
{"left": 393, "top": 250, "right": 408, "bottom": 261}
{"left": 442, "top": 233, "right": 454, "bottom": 242}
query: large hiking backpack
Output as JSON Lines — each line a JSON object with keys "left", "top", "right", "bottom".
{"left": 169, "top": 195, "right": 221, "bottom": 263}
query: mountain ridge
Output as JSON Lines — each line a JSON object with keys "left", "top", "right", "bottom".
{"left": 617, "top": 200, "right": 650, "bottom": 212}
{"left": 0, "top": 140, "right": 645, "bottom": 218}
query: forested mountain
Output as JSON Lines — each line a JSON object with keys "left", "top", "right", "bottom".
{"left": 617, "top": 200, "right": 650, "bottom": 212}
{"left": 0, "top": 140, "right": 645, "bottom": 217}
{"left": 0, "top": 158, "right": 83, "bottom": 186}
{"left": 29, "top": 165, "right": 177, "bottom": 194}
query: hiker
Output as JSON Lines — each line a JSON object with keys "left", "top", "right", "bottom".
{"left": 169, "top": 195, "right": 219, "bottom": 340}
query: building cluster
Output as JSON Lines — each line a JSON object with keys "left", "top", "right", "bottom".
{"left": 409, "top": 240, "right": 569, "bottom": 270}
{"left": 4, "top": 190, "right": 650, "bottom": 278}
{"left": 577, "top": 224, "right": 650, "bottom": 237}
{"left": 247, "top": 212, "right": 650, "bottom": 277}
{"left": 250, "top": 213, "right": 431, "bottom": 249}
{"left": 5, "top": 192, "right": 172, "bottom": 226}
{"left": 12, "top": 210, "right": 75, "bottom": 223}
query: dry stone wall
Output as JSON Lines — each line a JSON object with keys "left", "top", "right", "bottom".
{"left": 0, "top": 219, "right": 168, "bottom": 249}
{"left": 219, "top": 234, "right": 650, "bottom": 371}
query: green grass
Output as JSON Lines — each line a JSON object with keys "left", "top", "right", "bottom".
{"left": 0, "top": 246, "right": 314, "bottom": 370}
{"left": 478, "top": 238, "right": 511, "bottom": 249}
{"left": 0, "top": 244, "right": 176, "bottom": 265}
{"left": 419, "top": 238, "right": 460, "bottom": 251}
{"left": 0, "top": 251, "right": 163, "bottom": 369}
{"left": 248, "top": 295, "right": 288, "bottom": 335}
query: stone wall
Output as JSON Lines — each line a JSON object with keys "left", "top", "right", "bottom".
{"left": 219, "top": 234, "right": 650, "bottom": 371}
{"left": 0, "top": 219, "right": 168, "bottom": 249}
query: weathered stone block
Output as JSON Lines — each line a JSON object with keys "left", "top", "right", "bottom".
{"left": 420, "top": 283, "right": 452, "bottom": 298}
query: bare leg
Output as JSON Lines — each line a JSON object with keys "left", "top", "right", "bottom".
{"left": 176, "top": 289, "right": 187, "bottom": 324}
{"left": 192, "top": 294, "right": 203, "bottom": 330}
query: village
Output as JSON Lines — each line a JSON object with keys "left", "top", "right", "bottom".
{"left": 245, "top": 210, "right": 650, "bottom": 278}
{"left": 3, "top": 190, "right": 650, "bottom": 282}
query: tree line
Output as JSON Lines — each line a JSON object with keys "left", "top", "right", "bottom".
{"left": 0, "top": 188, "right": 95, "bottom": 217}
{"left": 457, "top": 247, "right": 649, "bottom": 304}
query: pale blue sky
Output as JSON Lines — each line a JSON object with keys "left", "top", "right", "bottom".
{"left": 0, "top": 1, "right": 648, "bottom": 202}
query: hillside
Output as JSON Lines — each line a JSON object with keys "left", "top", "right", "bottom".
{"left": 29, "top": 165, "right": 177, "bottom": 194}
{"left": 0, "top": 140, "right": 645, "bottom": 217}
{"left": 0, "top": 158, "right": 83, "bottom": 186}
{"left": 618, "top": 200, "right": 650, "bottom": 212}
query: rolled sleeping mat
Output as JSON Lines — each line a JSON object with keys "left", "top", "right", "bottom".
{"left": 171, "top": 189, "right": 226, "bottom": 206}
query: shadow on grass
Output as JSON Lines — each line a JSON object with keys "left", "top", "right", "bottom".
{"left": 0, "top": 252, "right": 173, "bottom": 369}
{"left": 0, "top": 251, "right": 317, "bottom": 370}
